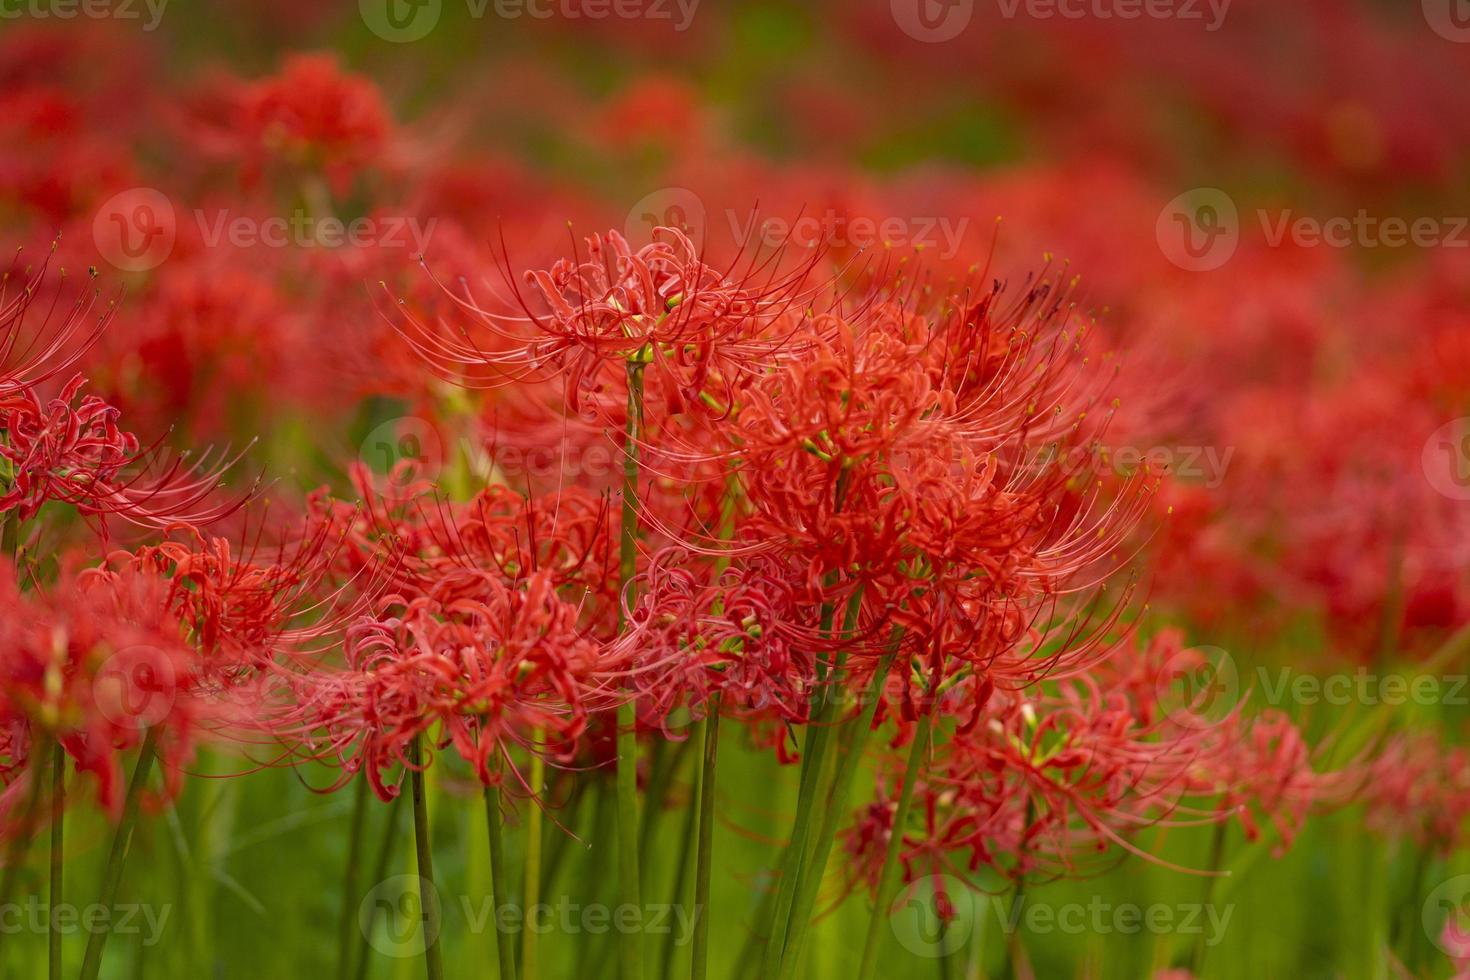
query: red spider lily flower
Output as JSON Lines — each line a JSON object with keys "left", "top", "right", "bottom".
{"left": 0, "top": 560, "right": 209, "bottom": 817}
{"left": 95, "top": 509, "right": 372, "bottom": 674}
{"left": 308, "top": 464, "right": 620, "bottom": 632}
{"left": 1198, "top": 710, "right": 1335, "bottom": 853}
{"left": 0, "top": 245, "right": 110, "bottom": 399}
{"left": 624, "top": 548, "right": 823, "bottom": 741}
{"left": 707, "top": 267, "right": 1139, "bottom": 576}
{"left": 1359, "top": 731, "right": 1470, "bottom": 855}
{"left": 395, "top": 226, "right": 817, "bottom": 415}
{"left": 841, "top": 628, "right": 1345, "bottom": 907}
{"left": 645, "top": 264, "right": 1157, "bottom": 724}
{"left": 595, "top": 76, "right": 703, "bottom": 155}
{"left": 279, "top": 570, "right": 621, "bottom": 802}
{"left": 98, "top": 259, "right": 293, "bottom": 443}
{"left": 188, "top": 53, "right": 393, "bottom": 196}
{"left": 0, "top": 374, "right": 251, "bottom": 533}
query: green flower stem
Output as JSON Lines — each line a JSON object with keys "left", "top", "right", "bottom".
{"left": 1189, "top": 819, "right": 1228, "bottom": 973}
{"left": 337, "top": 772, "right": 370, "bottom": 980}
{"left": 778, "top": 644, "right": 900, "bottom": 980}
{"left": 661, "top": 760, "right": 700, "bottom": 980}
{"left": 48, "top": 742, "right": 63, "bottom": 980}
{"left": 690, "top": 695, "right": 722, "bottom": 980}
{"left": 521, "top": 743, "right": 545, "bottom": 980}
{"left": 856, "top": 712, "right": 932, "bottom": 980}
{"left": 615, "top": 357, "right": 647, "bottom": 980}
{"left": 759, "top": 662, "right": 839, "bottom": 978}
{"left": 408, "top": 734, "right": 444, "bottom": 980}
{"left": 0, "top": 733, "right": 49, "bottom": 970}
{"left": 761, "top": 592, "right": 866, "bottom": 977}
{"left": 79, "top": 728, "right": 159, "bottom": 980}
{"left": 484, "top": 777, "right": 518, "bottom": 980}
{"left": 353, "top": 786, "right": 406, "bottom": 980}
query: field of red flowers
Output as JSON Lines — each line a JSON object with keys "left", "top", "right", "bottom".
{"left": 1, "top": 2, "right": 1468, "bottom": 978}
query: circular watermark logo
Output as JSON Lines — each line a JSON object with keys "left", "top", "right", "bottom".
{"left": 1424, "top": 0, "right": 1470, "bottom": 42}
{"left": 359, "top": 417, "right": 446, "bottom": 489}
{"left": 1156, "top": 645, "right": 1239, "bottom": 729}
{"left": 1423, "top": 417, "right": 1470, "bottom": 501}
{"left": 94, "top": 646, "right": 177, "bottom": 730}
{"left": 889, "top": 874, "right": 974, "bottom": 959}
{"left": 891, "top": 0, "right": 974, "bottom": 42}
{"left": 360, "top": 875, "right": 441, "bottom": 958}
{"left": 624, "top": 188, "right": 707, "bottom": 250}
{"left": 1425, "top": 874, "right": 1470, "bottom": 957}
{"left": 1157, "top": 188, "right": 1239, "bottom": 271}
{"left": 93, "top": 188, "right": 176, "bottom": 273}
{"left": 360, "top": 0, "right": 442, "bottom": 42}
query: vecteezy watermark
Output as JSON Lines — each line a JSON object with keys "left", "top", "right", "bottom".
{"left": 360, "top": 0, "right": 698, "bottom": 42}
{"left": 93, "top": 188, "right": 177, "bottom": 273}
{"left": 357, "top": 415, "right": 635, "bottom": 489}
{"left": 890, "top": 0, "right": 974, "bottom": 42}
{"left": 891, "top": 0, "right": 1227, "bottom": 42}
{"left": 359, "top": 0, "right": 443, "bottom": 41}
{"left": 622, "top": 191, "right": 974, "bottom": 259}
{"left": 93, "top": 645, "right": 177, "bottom": 729}
{"left": 1257, "top": 211, "right": 1470, "bottom": 250}
{"left": 1254, "top": 668, "right": 1469, "bottom": 708}
{"left": 359, "top": 417, "right": 448, "bottom": 489}
{"left": 624, "top": 187, "right": 708, "bottom": 249}
{"left": 0, "top": 899, "right": 171, "bottom": 946}
{"left": 492, "top": 444, "right": 619, "bottom": 480}
{"left": 1423, "top": 0, "right": 1470, "bottom": 43}
{"left": 92, "top": 189, "right": 438, "bottom": 272}
{"left": 1425, "top": 875, "right": 1470, "bottom": 958}
{"left": 0, "top": 0, "right": 167, "bottom": 30}
{"left": 1155, "top": 645, "right": 1239, "bottom": 728}
{"left": 1158, "top": 189, "right": 1470, "bottom": 270}
{"left": 1156, "top": 188, "right": 1239, "bottom": 272}
{"left": 1424, "top": 417, "right": 1470, "bottom": 501}
{"left": 361, "top": 876, "right": 441, "bottom": 959}
{"left": 1030, "top": 442, "right": 1235, "bottom": 489}
{"left": 725, "top": 208, "right": 972, "bottom": 260}
{"left": 195, "top": 211, "right": 438, "bottom": 253}
{"left": 360, "top": 877, "right": 702, "bottom": 959}
{"left": 993, "top": 0, "right": 1229, "bottom": 30}
{"left": 888, "top": 875, "right": 1232, "bottom": 958}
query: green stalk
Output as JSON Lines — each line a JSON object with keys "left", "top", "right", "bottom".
{"left": 757, "top": 595, "right": 852, "bottom": 977}
{"left": 856, "top": 713, "right": 932, "bottom": 980}
{"left": 578, "top": 778, "right": 616, "bottom": 978}
{"left": 79, "top": 728, "right": 159, "bottom": 980}
{"left": 48, "top": 742, "right": 63, "bottom": 980}
{"left": 690, "top": 696, "right": 722, "bottom": 980}
{"left": 354, "top": 789, "right": 406, "bottom": 980}
{"left": 484, "top": 778, "right": 518, "bottom": 980}
{"left": 409, "top": 734, "right": 444, "bottom": 980}
{"left": 1393, "top": 845, "right": 1431, "bottom": 970}
{"left": 338, "top": 773, "right": 370, "bottom": 980}
{"left": 758, "top": 676, "right": 839, "bottom": 976}
{"left": 521, "top": 743, "right": 544, "bottom": 980}
{"left": 661, "top": 763, "right": 700, "bottom": 980}
{"left": 0, "top": 516, "right": 15, "bottom": 568}
{"left": 615, "top": 358, "right": 647, "bottom": 980}
{"left": 999, "top": 803, "right": 1033, "bottom": 980}
{"left": 639, "top": 738, "right": 690, "bottom": 871}
{"left": 778, "top": 648, "right": 899, "bottom": 980}
{"left": 48, "top": 743, "right": 63, "bottom": 980}
{"left": 0, "top": 734, "right": 49, "bottom": 944}
{"left": 538, "top": 777, "right": 586, "bottom": 899}
{"left": 1189, "top": 819, "right": 1228, "bottom": 973}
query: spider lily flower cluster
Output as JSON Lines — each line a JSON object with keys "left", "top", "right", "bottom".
{"left": 0, "top": 226, "right": 1325, "bottom": 980}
